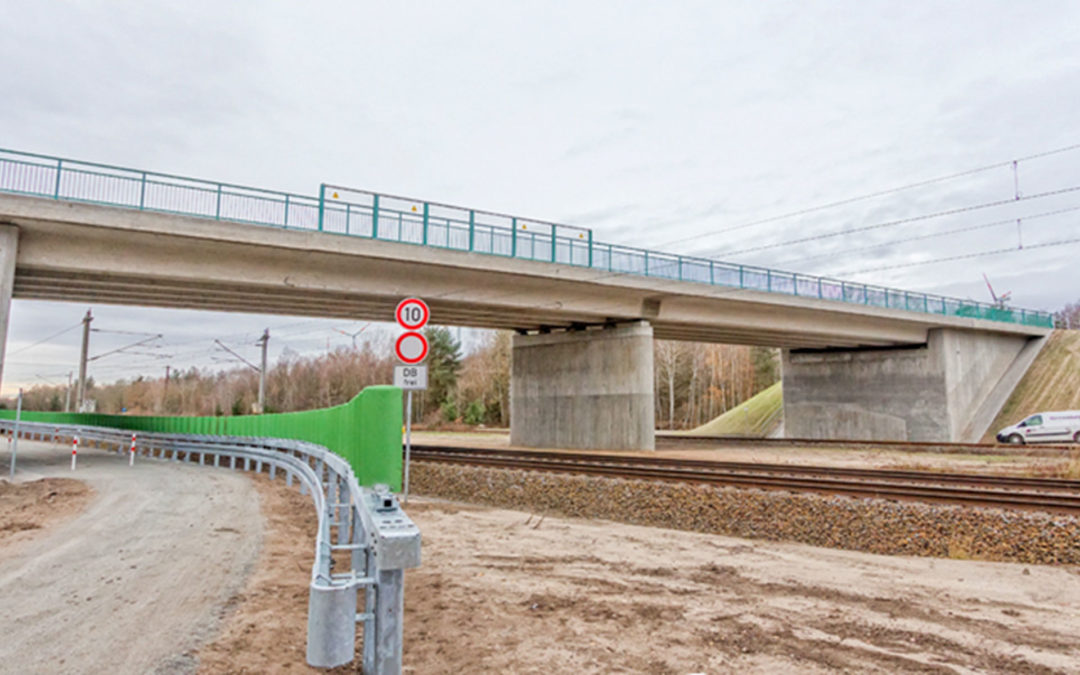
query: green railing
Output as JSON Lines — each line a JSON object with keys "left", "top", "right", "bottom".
{"left": 0, "top": 148, "right": 1054, "bottom": 328}
{"left": 0, "top": 385, "right": 404, "bottom": 490}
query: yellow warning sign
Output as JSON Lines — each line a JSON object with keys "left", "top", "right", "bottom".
{"left": 332, "top": 192, "right": 339, "bottom": 199}
{"left": 411, "top": 205, "right": 418, "bottom": 212}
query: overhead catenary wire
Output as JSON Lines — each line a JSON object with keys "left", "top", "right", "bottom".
{"left": 775, "top": 204, "right": 1080, "bottom": 267}
{"left": 715, "top": 184, "right": 1080, "bottom": 258}
{"left": 658, "top": 141, "right": 1080, "bottom": 248}
{"left": 839, "top": 236, "right": 1080, "bottom": 275}
{"left": 6, "top": 320, "right": 82, "bottom": 356}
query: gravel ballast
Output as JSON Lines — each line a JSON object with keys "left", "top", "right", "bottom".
{"left": 411, "top": 462, "right": 1080, "bottom": 564}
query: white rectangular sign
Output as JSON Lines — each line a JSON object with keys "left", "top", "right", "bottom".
{"left": 394, "top": 365, "right": 428, "bottom": 390}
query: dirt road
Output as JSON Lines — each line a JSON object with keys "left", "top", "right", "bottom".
{"left": 0, "top": 439, "right": 262, "bottom": 674}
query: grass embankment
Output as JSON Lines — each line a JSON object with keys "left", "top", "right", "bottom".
{"left": 981, "top": 329, "right": 1080, "bottom": 442}
{"left": 684, "top": 382, "right": 782, "bottom": 437}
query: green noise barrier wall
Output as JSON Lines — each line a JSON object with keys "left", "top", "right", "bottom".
{"left": 0, "top": 385, "right": 404, "bottom": 490}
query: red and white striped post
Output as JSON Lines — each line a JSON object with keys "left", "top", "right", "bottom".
{"left": 71, "top": 436, "right": 79, "bottom": 471}
{"left": 128, "top": 433, "right": 137, "bottom": 466}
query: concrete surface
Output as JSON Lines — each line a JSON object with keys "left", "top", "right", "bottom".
{"left": 0, "top": 224, "right": 17, "bottom": 391}
{"left": 782, "top": 328, "right": 1036, "bottom": 441}
{"left": 0, "top": 193, "right": 1050, "bottom": 349}
{"left": 510, "top": 321, "right": 655, "bottom": 451}
{"left": 0, "top": 439, "right": 262, "bottom": 674}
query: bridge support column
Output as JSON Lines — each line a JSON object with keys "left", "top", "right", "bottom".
{"left": 0, "top": 224, "right": 17, "bottom": 394}
{"left": 781, "top": 328, "right": 1036, "bottom": 442}
{"left": 511, "top": 321, "right": 655, "bottom": 451}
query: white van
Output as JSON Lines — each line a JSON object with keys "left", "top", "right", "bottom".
{"left": 995, "top": 411, "right": 1080, "bottom": 444}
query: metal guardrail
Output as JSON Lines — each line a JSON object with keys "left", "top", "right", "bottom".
{"left": 0, "top": 419, "right": 420, "bottom": 673}
{"left": 0, "top": 147, "right": 1054, "bottom": 328}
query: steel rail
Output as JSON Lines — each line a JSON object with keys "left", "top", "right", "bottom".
{"left": 0, "top": 420, "right": 420, "bottom": 673}
{"left": 658, "top": 434, "right": 1077, "bottom": 454}
{"left": 410, "top": 445, "right": 1080, "bottom": 514}
{"left": 413, "top": 444, "right": 1080, "bottom": 490}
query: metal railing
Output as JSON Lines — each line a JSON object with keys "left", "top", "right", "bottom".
{"left": 0, "top": 419, "right": 420, "bottom": 673}
{"left": 0, "top": 148, "right": 1053, "bottom": 328}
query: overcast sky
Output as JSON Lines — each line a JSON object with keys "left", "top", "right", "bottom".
{"left": 2, "top": 1, "right": 1079, "bottom": 395}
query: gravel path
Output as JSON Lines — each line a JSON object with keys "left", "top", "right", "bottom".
{"left": 0, "top": 439, "right": 262, "bottom": 674}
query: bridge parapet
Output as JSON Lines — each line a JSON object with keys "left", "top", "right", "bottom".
{"left": 0, "top": 147, "right": 1054, "bottom": 329}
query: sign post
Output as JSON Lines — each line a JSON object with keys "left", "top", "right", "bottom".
{"left": 8, "top": 389, "right": 21, "bottom": 480}
{"left": 394, "top": 298, "right": 430, "bottom": 503}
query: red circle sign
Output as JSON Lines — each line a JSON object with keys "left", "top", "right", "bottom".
{"left": 395, "top": 331, "right": 429, "bottom": 364}
{"left": 395, "top": 298, "right": 429, "bottom": 330}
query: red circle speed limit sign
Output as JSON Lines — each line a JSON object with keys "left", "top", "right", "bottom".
{"left": 395, "top": 331, "right": 429, "bottom": 364}
{"left": 395, "top": 298, "right": 429, "bottom": 330}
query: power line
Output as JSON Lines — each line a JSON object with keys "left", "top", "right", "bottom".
{"left": 659, "top": 141, "right": 1080, "bottom": 248}
{"left": 776, "top": 204, "right": 1080, "bottom": 267}
{"left": 839, "top": 236, "right": 1080, "bottom": 275}
{"left": 717, "top": 184, "right": 1080, "bottom": 258}
{"left": 7, "top": 320, "right": 82, "bottom": 356}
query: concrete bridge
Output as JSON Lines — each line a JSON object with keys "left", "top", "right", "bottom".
{"left": 0, "top": 150, "right": 1053, "bottom": 449}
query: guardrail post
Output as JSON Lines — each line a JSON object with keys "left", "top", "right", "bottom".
{"left": 216, "top": 184, "right": 223, "bottom": 220}
{"left": 374, "top": 570, "right": 406, "bottom": 673}
{"left": 468, "top": 210, "right": 475, "bottom": 251}
{"left": 53, "top": 159, "right": 63, "bottom": 199}
{"left": 677, "top": 257, "right": 683, "bottom": 281}
{"left": 644, "top": 250, "right": 650, "bottom": 276}
{"left": 739, "top": 265, "right": 744, "bottom": 288}
{"left": 345, "top": 203, "right": 352, "bottom": 235}
{"left": 587, "top": 231, "right": 593, "bottom": 267}
{"left": 371, "top": 194, "right": 379, "bottom": 238}
{"left": 766, "top": 269, "right": 772, "bottom": 292}
{"left": 511, "top": 218, "right": 517, "bottom": 257}
{"left": 551, "top": 225, "right": 557, "bottom": 262}
{"left": 817, "top": 277, "right": 823, "bottom": 298}
{"left": 793, "top": 273, "right": 798, "bottom": 296}
{"left": 422, "top": 203, "right": 429, "bottom": 245}
{"left": 863, "top": 284, "right": 869, "bottom": 304}
{"left": 284, "top": 194, "right": 290, "bottom": 227}
{"left": 317, "top": 184, "right": 326, "bottom": 231}
{"left": 709, "top": 260, "right": 715, "bottom": 285}
{"left": 138, "top": 171, "right": 147, "bottom": 209}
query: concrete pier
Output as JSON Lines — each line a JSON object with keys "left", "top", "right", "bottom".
{"left": 0, "top": 224, "right": 18, "bottom": 392}
{"left": 781, "top": 328, "right": 1035, "bottom": 442}
{"left": 510, "top": 321, "right": 655, "bottom": 451}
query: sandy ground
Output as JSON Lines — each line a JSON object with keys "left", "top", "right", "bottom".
{"left": 200, "top": 471, "right": 1080, "bottom": 674}
{"left": 402, "top": 498, "right": 1080, "bottom": 674}
{"left": 0, "top": 439, "right": 262, "bottom": 674}
{"left": 196, "top": 475, "right": 318, "bottom": 673}
{"left": 0, "top": 476, "right": 93, "bottom": 546}
{"left": 412, "top": 430, "right": 1078, "bottom": 475}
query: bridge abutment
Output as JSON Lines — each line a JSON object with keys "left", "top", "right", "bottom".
{"left": 0, "top": 224, "right": 17, "bottom": 393}
{"left": 510, "top": 321, "right": 656, "bottom": 451}
{"left": 781, "top": 328, "right": 1035, "bottom": 442}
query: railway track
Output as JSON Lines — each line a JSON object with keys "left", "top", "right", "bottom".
{"left": 410, "top": 445, "right": 1080, "bottom": 514}
{"left": 658, "top": 434, "right": 1076, "bottom": 456}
